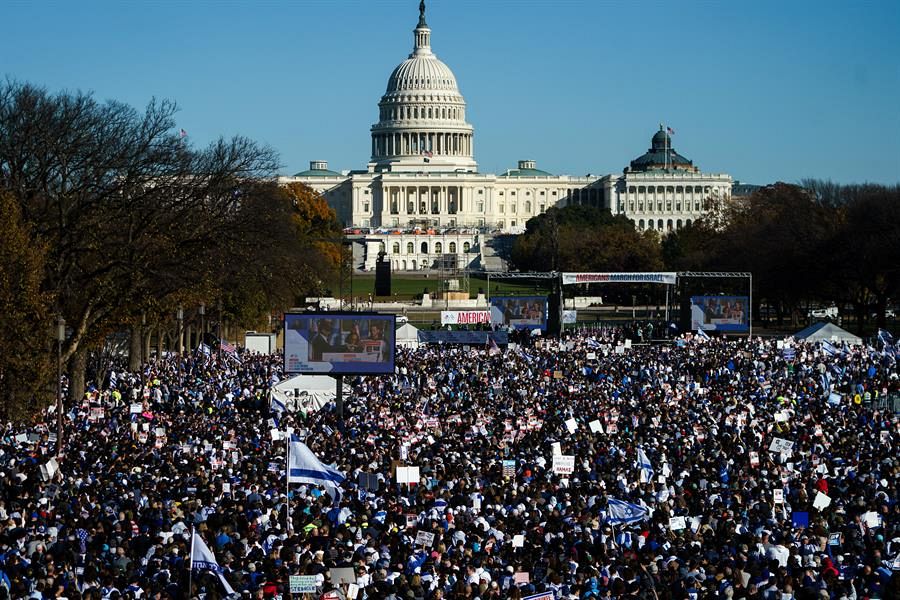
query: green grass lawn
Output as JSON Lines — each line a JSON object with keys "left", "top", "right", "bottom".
{"left": 328, "top": 275, "right": 550, "bottom": 300}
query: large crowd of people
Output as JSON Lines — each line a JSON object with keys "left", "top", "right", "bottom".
{"left": 0, "top": 328, "right": 897, "bottom": 600}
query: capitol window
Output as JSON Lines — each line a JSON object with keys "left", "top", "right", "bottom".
{"left": 364, "top": 202, "right": 370, "bottom": 212}
{"left": 449, "top": 242, "right": 456, "bottom": 253}
{"left": 476, "top": 201, "right": 484, "bottom": 212}
{"left": 540, "top": 204, "right": 545, "bottom": 213}
{"left": 499, "top": 204, "right": 505, "bottom": 214}
{"left": 421, "top": 242, "right": 428, "bottom": 253}
{"left": 407, "top": 242, "right": 414, "bottom": 254}
{"left": 511, "top": 203, "right": 517, "bottom": 213}
{"left": 392, "top": 243, "right": 400, "bottom": 254}
{"left": 435, "top": 242, "right": 442, "bottom": 254}
{"left": 540, "top": 191, "right": 545, "bottom": 195}
{"left": 525, "top": 201, "right": 531, "bottom": 213}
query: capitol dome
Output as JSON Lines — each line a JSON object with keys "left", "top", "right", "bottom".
{"left": 370, "top": 1, "right": 477, "bottom": 173}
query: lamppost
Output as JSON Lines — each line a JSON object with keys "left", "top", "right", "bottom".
{"left": 56, "top": 316, "right": 65, "bottom": 456}
{"left": 176, "top": 306, "right": 184, "bottom": 354}
{"left": 199, "top": 303, "right": 206, "bottom": 346}
{"left": 140, "top": 312, "right": 146, "bottom": 387}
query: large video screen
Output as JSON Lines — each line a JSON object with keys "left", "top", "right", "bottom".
{"left": 490, "top": 296, "right": 547, "bottom": 330}
{"left": 284, "top": 313, "right": 396, "bottom": 375}
{"left": 691, "top": 296, "right": 749, "bottom": 332}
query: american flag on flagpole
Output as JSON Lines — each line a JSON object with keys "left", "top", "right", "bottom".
{"left": 667, "top": 126, "right": 675, "bottom": 135}
{"left": 179, "top": 128, "right": 188, "bottom": 138}
{"left": 221, "top": 340, "right": 236, "bottom": 354}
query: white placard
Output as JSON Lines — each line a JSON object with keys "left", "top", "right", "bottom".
{"left": 551, "top": 441, "right": 562, "bottom": 456}
{"left": 414, "top": 531, "right": 435, "bottom": 547}
{"left": 669, "top": 516, "right": 686, "bottom": 531}
{"left": 396, "top": 466, "right": 420, "bottom": 485}
{"left": 512, "top": 534, "right": 525, "bottom": 548}
{"left": 552, "top": 454, "right": 575, "bottom": 475}
{"left": 588, "top": 420, "right": 603, "bottom": 433}
{"left": 773, "top": 489, "right": 784, "bottom": 504}
{"left": 347, "top": 583, "right": 359, "bottom": 600}
{"left": 813, "top": 491, "right": 832, "bottom": 510}
{"left": 749, "top": 451, "right": 760, "bottom": 467}
{"left": 564, "top": 418, "right": 578, "bottom": 434}
{"left": 769, "top": 437, "right": 795, "bottom": 454}
{"left": 130, "top": 403, "right": 143, "bottom": 414}
{"left": 862, "top": 511, "right": 882, "bottom": 528}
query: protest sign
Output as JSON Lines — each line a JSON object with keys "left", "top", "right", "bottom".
{"left": 791, "top": 512, "right": 809, "bottom": 528}
{"left": 773, "top": 489, "right": 784, "bottom": 504}
{"left": 564, "top": 418, "right": 577, "bottom": 433}
{"left": 769, "top": 438, "right": 794, "bottom": 454}
{"left": 290, "top": 575, "right": 317, "bottom": 594}
{"left": 523, "top": 593, "right": 554, "bottom": 600}
{"left": 589, "top": 419, "right": 603, "bottom": 433}
{"left": 749, "top": 451, "right": 760, "bottom": 467}
{"left": 669, "top": 516, "right": 687, "bottom": 531}
{"left": 329, "top": 568, "right": 356, "bottom": 586}
{"left": 552, "top": 454, "right": 575, "bottom": 475}
{"left": 813, "top": 491, "right": 832, "bottom": 510}
{"left": 395, "top": 466, "right": 420, "bottom": 485}
{"left": 502, "top": 460, "right": 516, "bottom": 478}
{"left": 512, "top": 534, "right": 525, "bottom": 548}
{"left": 514, "top": 572, "right": 530, "bottom": 585}
{"left": 415, "top": 531, "right": 435, "bottom": 547}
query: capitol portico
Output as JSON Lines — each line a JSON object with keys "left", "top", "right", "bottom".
{"left": 280, "top": 2, "right": 732, "bottom": 271}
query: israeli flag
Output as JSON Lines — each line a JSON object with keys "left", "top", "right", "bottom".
{"left": 695, "top": 328, "right": 710, "bottom": 341}
{"left": 288, "top": 441, "right": 345, "bottom": 504}
{"left": 606, "top": 498, "right": 649, "bottom": 525}
{"left": 636, "top": 448, "right": 654, "bottom": 483}
{"left": 878, "top": 329, "right": 894, "bottom": 346}
{"left": 191, "top": 531, "right": 236, "bottom": 595}
{"left": 199, "top": 343, "right": 212, "bottom": 357}
{"left": 821, "top": 341, "right": 837, "bottom": 357}
{"left": 270, "top": 394, "right": 287, "bottom": 420}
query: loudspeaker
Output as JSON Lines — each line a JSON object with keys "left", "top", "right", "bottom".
{"left": 375, "top": 258, "right": 391, "bottom": 297}
{"left": 547, "top": 290, "right": 562, "bottom": 337}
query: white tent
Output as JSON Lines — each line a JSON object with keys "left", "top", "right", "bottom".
{"left": 395, "top": 323, "right": 421, "bottom": 349}
{"left": 794, "top": 321, "right": 862, "bottom": 345}
{"left": 271, "top": 375, "right": 337, "bottom": 413}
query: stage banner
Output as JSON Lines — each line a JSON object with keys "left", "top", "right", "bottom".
{"left": 562, "top": 272, "right": 677, "bottom": 285}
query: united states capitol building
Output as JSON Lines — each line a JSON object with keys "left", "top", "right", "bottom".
{"left": 280, "top": 2, "right": 732, "bottom": 272}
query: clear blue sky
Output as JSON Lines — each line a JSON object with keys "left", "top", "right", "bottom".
{"left": 3, "top": 0, "right": 899, "bottom": 185}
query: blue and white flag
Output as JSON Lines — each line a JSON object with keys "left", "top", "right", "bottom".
{"left": 288, "top": 441, "right": 345, "bottom": 504}
{"left": 191, "top": 531, "right": 236, "bottom": 595}
{"left": 636, "top": 448, "right": 654, "bottom": 483}
{"left": 606, "top": 498, "right": 649, "bottom": 525}
{"left": 878, "top": 329, "right": 894, "bottom": 346}
{"left": 270, "top": 394, "right": 287, "bottom": 420}
{"left": 821, "top": 341, "right": 837, "bottom": 357}
{"left": 199, "top": 343, "right": 212, "bottom": 357}
{"left": 695, "top": 328, "right": 710, "bottom": 341}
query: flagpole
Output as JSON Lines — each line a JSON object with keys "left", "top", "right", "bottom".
{"left": 664, "top": 124, "right": 668, "bottom": 170}
{"left": 286, "top": 434, "right": 292, "bottom": 534}
{"left": 188, "top": 526, "right": 195, "bottom": 599}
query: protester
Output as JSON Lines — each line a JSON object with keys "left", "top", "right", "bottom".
{"left": 0, "top": 330, "right": 896, "bottom": 600}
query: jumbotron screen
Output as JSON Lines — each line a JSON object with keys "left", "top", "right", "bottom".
{"left": 284, "top": 313, "right": 396, "bottom": 375}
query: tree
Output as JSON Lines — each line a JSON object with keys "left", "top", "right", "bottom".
{"left": 511, "top": 205, "right": 661, "bottom": 273}
{"left": 0, "top": 81, "right": 339, "bottom": 404}
{"left": 0, "top": 192, "right": 54, "bottom": 418}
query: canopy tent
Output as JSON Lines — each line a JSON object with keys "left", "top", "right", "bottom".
{"left": 271, "top": 374, "right": 337, "bottom": 413}
{"left": 395, "top": 323, "right": 421, "bottom": 349}
{"left": 794, "top": 321, "right": 862, "bottom": 345}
